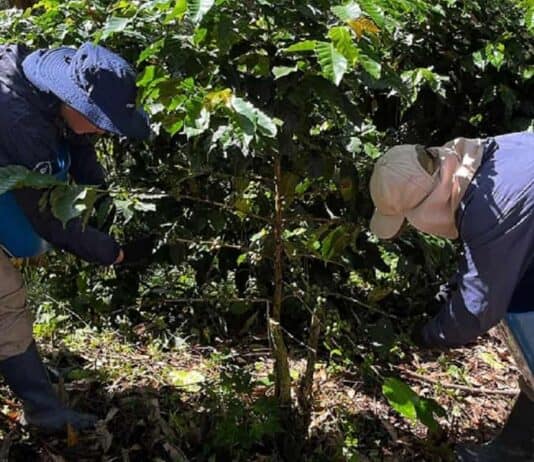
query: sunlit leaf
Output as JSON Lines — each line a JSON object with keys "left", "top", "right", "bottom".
{"left": 231, "top": 97, "right": 277, "bottom": 138}
{"left": 272, "top": 65, "right": 298, "bottom": 79}
{"left": 328, "top": 26, "right": 359, "bottom": 65}
{"left": 187, "top": 0, "right": 214, "bottom": 24}
{"left": 285, "top": 40, "right": 318, "bottom": 53}
{"left": 383, "top": 377, "right": 445, "bottom": 433}
{"left": 137, "top": 38, "right": 165, "bottom": 64}
{"left": 50, "top": 185, "right": 98, "bottom": 228}
{"left": 358, "top": 0, "right": 386, "bottom": 27}
{"left": 315, "top": 41, "right": 348, "bottom": 86}
{"left": 165, "top": 0, "right": 187, "bottom": 22}
{"left": 331, "top": 1, "right": 362, "bottom": 21}
{"left": 100, "top": 16, "right": 130, "bottom": 39}
{"left": 168, "top": 369, "right": 206, "bottom": 392}
{"left": 360, "top": 54, "right": 381, "bottom": 79}
{"left": 203, "top": 88, "right": 233, "bottom": 110}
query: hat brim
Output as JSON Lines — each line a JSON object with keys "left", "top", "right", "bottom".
{"left": 370, "top": 209, "right": 405, "bottom": 239}
{"left": 22, "top": 48, "right": 150, "bottom": 140}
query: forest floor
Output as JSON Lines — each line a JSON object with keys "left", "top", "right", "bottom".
{"left": 0, "top": 324, "right": 519, "bottom": 462}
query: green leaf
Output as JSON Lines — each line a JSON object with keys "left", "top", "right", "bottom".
{"left": 50, "top": 185, "right": 97, "bottom": 228}
{"left": 522, "top": 66, "right": 534, "bottom": 80}
{"left": 272, "top": 65, "right": 298, "bottom": 79}
{"left": 383, "top": 377, "right": 445, "bottom": 433}
{"left": 184, "top": 99, "right": 211, "bottom": 138}
{"left": 358, "top": 0, "right": 386, "bottom": 28}
{"left": 321, "top": 225, "right": 351, "bottom": 259}
{"left": 383, "top": 377, "right": 419, "bottom": 421}
{"left": 165, "top": 0, "right": 187, "bottom": 22}
{"left": 331, "top": 2, "right": 362, "bottom": 22}
{"left": 328, "top": 26, "right": 359, "bottom": 65}
{"left": 472, "top": 50, "right": 486, "bottom": 70}
{"left": 0, "top": 165, "right": 63, "bottom": 195}
{"left": 100, "top": 16, "right": 130, "bottom": 40}
{"left": 315, "top": 41, "right": 348, "bottom": 86}
{"left": 360, "top": 54, "right": 381, "bottom": 79}
{"left": 415, "top": 397, "right": 446, "bottom": 433}
{"left": 137, "top": 65, "right": 157, "bottom": 88}
{"left": 168, "top": 369, "right": 206, "bottom": 392}
{"left": 187, "top": 0, "right": 215, "bottom": 24}
{"left": 231, "top": 97, "right": 277, "bottom": 138}
{"left": 485, "top": 43, "right": 505, "bottom": 70}
{"left": 256, "top": 109, "right": 278, "bottom": 138}
{"left": 137, "top": 38, "right": 165, "bottom": 65}
{"left": 285, "top": 40, "right": 318, "bottom": 53}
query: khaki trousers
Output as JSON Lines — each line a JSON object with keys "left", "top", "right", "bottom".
{"left": 0, "top": 250, "right": 33, "bottom": 360}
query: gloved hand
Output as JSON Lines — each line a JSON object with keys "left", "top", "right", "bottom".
{"left": 119, "top": 235, "right": 157, "bottom": 267}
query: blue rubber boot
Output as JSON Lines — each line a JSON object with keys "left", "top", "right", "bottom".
{"left": 0, "top": 341, "right": 97, "bottom": 432}
{"left": 455, "top": 392, "right": 534, "bottom": 461}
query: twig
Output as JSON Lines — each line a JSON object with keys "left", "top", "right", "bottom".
{"left": 283, "top": 215, "right": 348, "bottom": 225}
{"left": 170, "top": 237, "right": 245, "bottom": 251}
{"left": 270, "top": 150, "right": 291, "bottom": 404}
{"left": 298, "top": 301, "right": 324, "bottom": 415}
{"left": 161, "top": 297, "right": 270, "bottom": 304}
{"left": 395, "top": 366, "right": 519, "bottom": 396}
{"left": 327, "top": 292, "right": 400, "bottom": 319}
{"left": 176, "top": 194, "right": 272, "bottom": 224}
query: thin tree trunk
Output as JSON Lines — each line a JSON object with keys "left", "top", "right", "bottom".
{"left": 270, "top": 151, "right": 291, "bottom": 406}
{"left": 297, "top": 299, "right": 324, "bottom": 424}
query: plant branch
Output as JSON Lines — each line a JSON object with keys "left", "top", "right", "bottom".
{"left": 176, "top": 194, "right": 272, "bottom": 224}
{"left": 326, "top": 292, "right": 400, "bottom": 319}
{"left": 169, "top": 237, "right": 246, "bottom": 251}
{"left": 395, "top": 366, "right": 519, "bottom": 396}
{"left": 298, "top": 299, "right": 324, "bottom": 416}
{"left": 271, "top": 151, "right": 292, "bottom": 406}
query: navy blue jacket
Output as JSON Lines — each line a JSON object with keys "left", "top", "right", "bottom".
{"left": 423, "top": 132, "right": 534, "bottom": 347}
{"left": 0, "top": 44, "right": 120, "bottom": 265}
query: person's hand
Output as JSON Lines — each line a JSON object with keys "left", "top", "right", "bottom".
{"left": 410, "top": 318, "right": 449, "bottom": 352}
{"left": 114, "top": 249, "right": 124, "bottom": 264}
{"left": 434, "top": 280, "right": 457, "bottom": 304}
{"left": 117, "top": 235, "right": 157, "bottom": 267}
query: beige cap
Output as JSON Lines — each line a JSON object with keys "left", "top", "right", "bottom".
{"left": 369, "top": 145, "right": 437, "bottom": 239}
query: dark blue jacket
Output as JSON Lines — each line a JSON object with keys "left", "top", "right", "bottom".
{"left": 423, "top": 131, "right": 534, "bottom": 347}
{"left": 0, "top": 44, "right": 120, "bottom": 265}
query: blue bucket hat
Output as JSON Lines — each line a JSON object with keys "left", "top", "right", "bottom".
{"left": 22, "top": 42, "right": 150, "bottom": 140}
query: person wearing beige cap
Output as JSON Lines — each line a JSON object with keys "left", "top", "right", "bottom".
{"left": 369, "top": 131, "right": 534, "bottom": 461}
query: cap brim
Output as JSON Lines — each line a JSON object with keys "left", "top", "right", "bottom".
{"left": 370, "top": 209, "right": 405, "bottom": 239}
{"left": 23, "top": 48, "right": 151, "bottom": 140}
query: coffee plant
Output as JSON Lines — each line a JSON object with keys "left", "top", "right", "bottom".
{"left": 0, "top": 0, "right": 532, "bottom": 454}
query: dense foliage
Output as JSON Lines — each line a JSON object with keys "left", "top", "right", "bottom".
{"left": 0, "top": 0, "right": 532, "bottom": 458}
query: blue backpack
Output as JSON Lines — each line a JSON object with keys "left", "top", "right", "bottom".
{"left": 0, "top": 144, "right": 71, "bottom": 258}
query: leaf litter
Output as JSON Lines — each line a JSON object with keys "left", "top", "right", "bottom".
{"left": 0, "top": 326, "right": 519, "bottom": 461}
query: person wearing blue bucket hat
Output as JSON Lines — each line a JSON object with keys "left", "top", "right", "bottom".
{"left": 22, "top": 42, "right": 151, "bottom": 140}
{"left": 0, "top": 42, "right": 155, "bottom": 433}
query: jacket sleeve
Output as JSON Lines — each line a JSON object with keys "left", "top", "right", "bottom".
{"left": 13, "top": 188, "right": 120, "bottom": 265}
{"left": 422, "top": 215, "right": 534, "bottom": 348}
{"left": 67, "top": 134, "right": 106, "bottom": 186}
{"left": 1, "top": 119, "right": 120, "bottom": 265}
